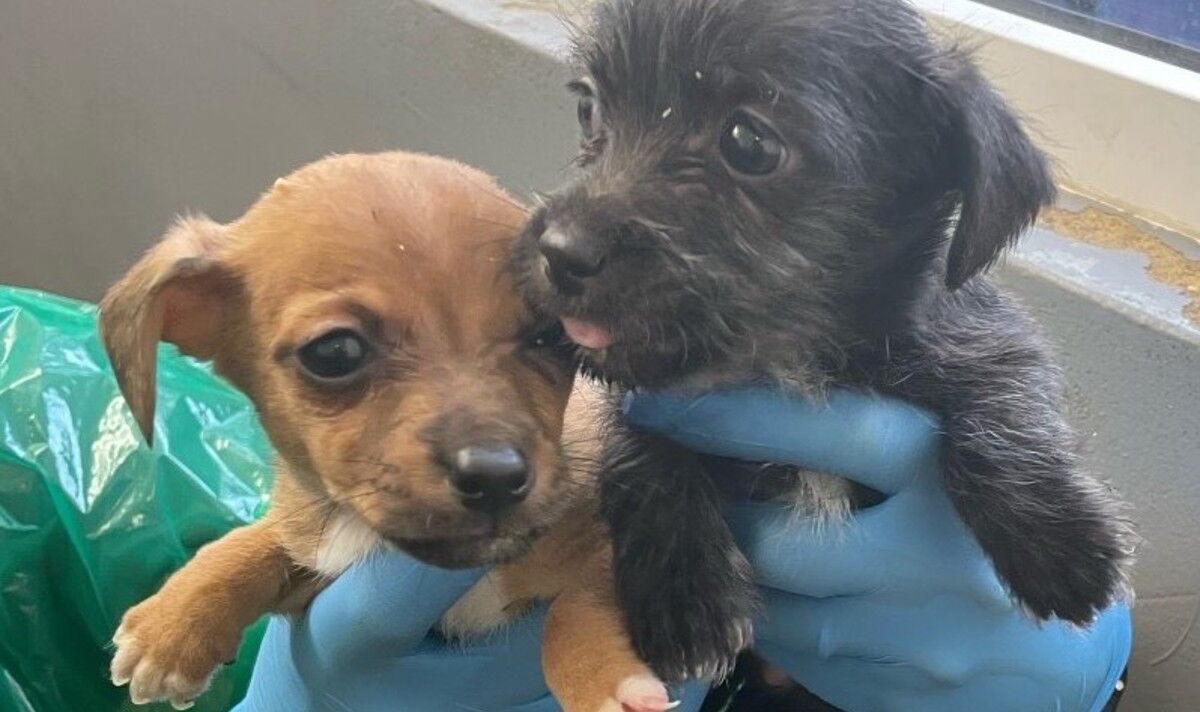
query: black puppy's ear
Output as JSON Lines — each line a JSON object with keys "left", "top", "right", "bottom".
{"left": 940, "top": 60, "right": 1056, "bottom": 289}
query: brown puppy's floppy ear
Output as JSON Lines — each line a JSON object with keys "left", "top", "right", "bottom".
{"left": 940, "top": 58, "right": 1056, "bottom": 290}
{"left": 99, "top": 216, "right": 235, "bottom": 443}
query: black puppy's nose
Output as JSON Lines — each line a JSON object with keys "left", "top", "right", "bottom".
{"left": 538, "top": 226, "right": 606, "bottom": 281}
{"left": 448, "top": 446, "right": 532, "bottom": 512}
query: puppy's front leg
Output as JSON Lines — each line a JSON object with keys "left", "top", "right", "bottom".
{"left": 602, "top": 431, "right": 756, "bottom": 683}
{"left": 542, "top": 567, "right": 673, "bottom": 712}
{"left": 111, "top": 517, "right": 315, "bottom": 709}
{"left": 881, "top": 296, "right": 1133, "bottom": 624}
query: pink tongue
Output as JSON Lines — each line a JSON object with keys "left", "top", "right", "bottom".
{"left": 561, "top": 317, "right": 614, "bottom": 350}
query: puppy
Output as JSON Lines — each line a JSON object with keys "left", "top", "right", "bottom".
{"left": 513, "top": 0, "right": 1134, "bottom": 687}
{"left": 101, "top": 152, "right": 671, "bottom": 712}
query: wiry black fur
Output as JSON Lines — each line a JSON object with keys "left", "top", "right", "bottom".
{"left": 512, "top": 0, "right": 1133, "bottom": 686}
{"left": 601, "top": 432, "right": 757, "bottom": 681}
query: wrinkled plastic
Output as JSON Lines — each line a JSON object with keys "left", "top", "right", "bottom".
{"left": 0, "top": 287, "right": 274, "bottom": 712}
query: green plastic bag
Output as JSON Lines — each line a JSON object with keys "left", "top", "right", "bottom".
{"left": 0, "top": 287, "right": 275, "bottom": 712}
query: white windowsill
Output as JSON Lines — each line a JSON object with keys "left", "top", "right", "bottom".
{"left": 914, "top": 0, "right": 1200, "bottom": 241}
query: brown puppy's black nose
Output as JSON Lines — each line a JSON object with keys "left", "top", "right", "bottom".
{"left": 448, "top": 446, "right": 531, "bottom": 512}
{"left": 538, "top": 226, "right": 606, "bottom": 282}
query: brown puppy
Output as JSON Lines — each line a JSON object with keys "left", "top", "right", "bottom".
{"left": 100, "top": 152, "right": 669, "bottom": 712}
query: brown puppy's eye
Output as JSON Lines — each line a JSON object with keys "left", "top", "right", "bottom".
{"left": 297, "top": 329, "right": 370, "bottom": 383}
{"left": 522, "top": 321, "right": 575, "bottom": 369}
{"left": 525, "top": 321, "right": 569, "bottom": 351}
{"left": 720, "top": 110, "right": 785, "bottom": 176}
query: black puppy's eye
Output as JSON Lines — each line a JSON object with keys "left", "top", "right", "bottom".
{"left": 719, "top": 111, "right": 785, "bottom": 176}
{"left": 577, "top": 96, "right": 596, "bottom": 135}
{"left": 570, "top": 80, "right": 601, "bottom": 139}
{"left": 297, "top": 329, "right": 370, "bottom": 382}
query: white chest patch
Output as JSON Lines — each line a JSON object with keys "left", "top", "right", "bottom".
{"left": 788, "top": 470, "right": 855, "bottom": 526}
{"left": 438, "top": 575, "right": 515, "bottom": 640}
{"left": 313, "top": 508, "right": 384, "bottom": 577}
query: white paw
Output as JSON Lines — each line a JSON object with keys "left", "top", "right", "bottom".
{"left": 110, "top": 621, "right": 216, "bottom": 710}
{"left": 608, "top": 673, "right": 679, "bottom": 712}
{"left": 686, "top": 617, "right": 753, "bottom": 682}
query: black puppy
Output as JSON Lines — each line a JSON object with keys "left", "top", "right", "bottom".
{"left": 513, "top": 0, "right": 1133, "bottom": 685}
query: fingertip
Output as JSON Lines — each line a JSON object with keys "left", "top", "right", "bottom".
{"left": 1094, "top": 599, "right": 1133, "bottom": 653}
{"left": 1084, "top": 602, "right": 1132, "bottom": 712}
{"left": 964, "top": 560, "right": 1014, "bottom": 614}
{"left": 621, "top": 389, "right": 712, "bottom": 433}
{"left": 623, "top": 387, "right": 941, "bottom": 495}
{"left": 726, "top": 502, "right": 886, "bottom": 598}
{"left": 307, "top": 551, "right": 485, "bottom": 650}
{"left": 670, "top": 678, "right": 712, "bottom": 712}
{"left": 829, "top": 391, "right": 941, "bottom": 486}
{"left": 472, "top": 601, "right": 549, "bottom": 650}
{"left": 349, "top": 550, "right": 484, "bottom": 601}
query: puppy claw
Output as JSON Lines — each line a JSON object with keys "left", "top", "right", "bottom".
{"left": 621, "top": 702, "right": 680, "bottom": 712}
{"left": 110, "top": 653, "right": 135, "bottom": 687}
{"left": 110, "top": 656, "right": 133, "bottom": 687}
{"left": 129, "top": 657, "right": 166, "bottom": 705}
{"left": 119, "top": 654, "right": 213, "bottom": 707}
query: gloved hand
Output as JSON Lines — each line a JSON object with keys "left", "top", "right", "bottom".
{"left": 233, "top": 549, "right": 708, "bottom": 711}
{"left": 623, "top": 387, "right": 1131, "bottom": 712}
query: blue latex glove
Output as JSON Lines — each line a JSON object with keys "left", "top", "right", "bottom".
{"left": 623, "top": 387, "right": 1131, "bottom": 712}
{"left": 233, "top": 550, "right": 708, "bottom": 711}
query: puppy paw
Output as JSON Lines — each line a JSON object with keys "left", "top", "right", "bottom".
{"left": 995, "top": 524, "right": 1132, "bottom": 625}
{"left": 943, "top": 413, "right": 1135, "bottom": 626}
{"left": 110, "top": 593, "right": 242, "bottom": 708}
{"left": 614, "top": 674, "right": 678, "bottom": 712}
{"left": 963, "top": 480, "right": 1134, "bottom": 625}
{"left": 615, "top": 530, "right": 757, "bottom": 683}
{"left": 603, "top": 434, "right": 759, "bottom": 683}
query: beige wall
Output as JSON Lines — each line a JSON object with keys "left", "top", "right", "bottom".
{"left": 0, "top": 0, "right": 577, "bottom": 300}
